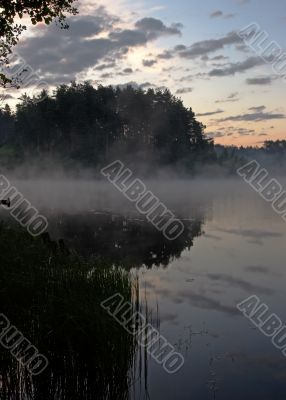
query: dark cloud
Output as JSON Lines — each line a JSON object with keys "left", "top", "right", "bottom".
{"left": 172, "top": 31, "right": 241, "bottom": 59}
{"left": 139, "top": 82, "right": 155, "bottom": 89}
{"left": 114, "top": 81, "right": 159, "bottom": 90}
{"left": 210, "top": 10, "right": 236, "bottom": 19}
{"left": 228, "top": 92, "right": 239, "bottom": 99}
{"left": 16, "top": 9, "right": 182, "bottom": 85}
{"left": 235, "top": 127, "right": 255, "bottom": 135}
{"left": 215, "top": 92, "right": 239, "bottom": 103}
{"left": 246, "top": 77, "right": 272, "bottom": 85}
{"left": 135, "top": 18, "right": 183, "bottom": 38}
{"left": 177, "top": 75, "right": 193, "bottom": 82}
{"left": 94, "top": 62, "right": 116, "bottom": 71}
{"left": 212, "top": 55, "right": 229, "bottom": 61}
{"left": 114, "top": 81, "right": 140, "bottom": 90}
{"left": 209, "top": 56, "right": 264, "bottom": 76}
{"left": 157, "top": 50, "right": 174, "bottom": 60}
{"left": 115, "top": 68, "right": 134, "bottom": 76}
{"left": 215, "top": 127, "right": 255, "bottom": 137}
{"left": 174, "top": 44, "right": 187, "bottom": 51}
{"left": 100, "top": 72, "right": 113, "bottom": 79}
{"left": 218, "top": 110, "right": 285, "bottom": 122}
{"left": 201, "top": 54, "right": 229, "bottom": 62}
{"left": 207, "top": 131, "right": 225, "bottom": 138}
{"left": 248, "top": 105, "right": 266, "bottom": 112}
{"left": 210, "top": 10, "right": 223, "bottom": 18}
{"left": 142, "top": 59, "right": 157, "bottom": 67}
{"left": 196, "top": 109, "right": 224, "bottom": 117}
{"left": 176, "top": 87, "right": 193, "bottom": 94}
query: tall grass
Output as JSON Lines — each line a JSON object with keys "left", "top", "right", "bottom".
{"left": 0, "top": 223, "right": 147, "bottom": 399}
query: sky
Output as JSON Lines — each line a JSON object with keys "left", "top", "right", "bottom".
{"left": 2, "top": 0, "right": 286, "bottom": 146}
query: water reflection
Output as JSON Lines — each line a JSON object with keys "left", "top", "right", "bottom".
{"left": 1, "top": 189, "right": 285, "bottom": 399}
{"left": 47, "top": 211, "right": 205, "bottom": 268}
{"left": 0, "top": 209, "right": 205, "bottom": 400}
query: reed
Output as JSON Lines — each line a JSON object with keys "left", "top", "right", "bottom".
{"left": 0, "top": 223, "right": 147, "bottom": 399}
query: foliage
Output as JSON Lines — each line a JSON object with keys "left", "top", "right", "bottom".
{"left": 0, "top": 82, "right": 214, "bottom": 169}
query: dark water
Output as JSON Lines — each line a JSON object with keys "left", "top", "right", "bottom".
{"left": 0, "top": 180, "right": 286, "bottom": 399}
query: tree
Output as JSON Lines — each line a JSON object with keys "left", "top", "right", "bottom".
{"left": 0, "top": 0, "right": 78, "bottom": 86}
{"left": 8, "top": 82, "right": 214, "bottom": 169}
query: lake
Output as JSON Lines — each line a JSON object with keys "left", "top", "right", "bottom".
{"left": 0, "top": 179, "right": 285, "bottom": 399}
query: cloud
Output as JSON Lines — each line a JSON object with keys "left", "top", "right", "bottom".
{"left": 176, "top": 87, "right": 193, "bottom": 94}
{"left": 215, "top": 92, "right": 239, "bottom": 103}
{"left": 100, "top": 72, "right": 113, "bottom": 79}
{"left": 218, "top": 110, "right": 285, "bottom": 122}
{"left": 208, "top": 125, "right": 256, "bottom": 137}
{"left": 142, "top": 59, "right": 157, "bottom": 67}
{"left": 177, "top": 74, "right": 193, "bottom": 82}
{"left": 210, "top": 10, "right": 236, "bottom": 19}
{"left": 114, "top": 81, "right": 159, "bottom": 90}
{"left": 157, "top": 50, "right": 174, "bottom": 59}
{"left": 228, "top": 92, "right": 239, "bottom": 99}
{"left": 16, "top": 9, "right": 182, "bottom": 85}
{"left": 196, "top": 109, "right": 224, "bottom": 117}
{"left": 119, "top": 67, "right": 133, "bottom": 75}
{"left": 208, "top": 56, "right": 264, "bottom": 76}
{"left": 114, "top": 81, "right": 140, "bottom": 90}
{"left": 139, "top": 82, "right": 155, "bottom": 89}
{"left": 212, "top": 55, "right": 229, "bottom": 61}
{"left": 246, "top": 77, "right": 272, "bottom": 85}
{"left": 233, "top": 127, "right": 255, "bottom": 136}
{"left": 207, "top": 131, "right": 225, "bottom": 138}
{"left": 135, "top": 18, "right": 183, "bottom": 37}
{"left": 173, "top": 31, "right": 241, "bottom": 59}
{"left": 210, "top": 10, "right": 223, "bottom": 18}
{"left": 94, "top": 62, "right": 116, "bottom": 71}
{"left": 248, "top": 105, "right": 266, "bottom": 112}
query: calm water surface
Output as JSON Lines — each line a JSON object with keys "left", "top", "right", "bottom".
{"left": 130, "top": 190, "right": 286, "bottom": 400}
{"left": 1, "top": 180, "right": 286, "bottom": 399}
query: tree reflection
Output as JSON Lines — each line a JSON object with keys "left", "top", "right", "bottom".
{"left": 50, "top": 212, "right": 204, "bottom": 268}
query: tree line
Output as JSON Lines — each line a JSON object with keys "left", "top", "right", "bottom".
{"left": 0, "top": 81, "right": 284, "bottom": 173}
{"left": 0, "top": 82, "right": 214, "bottom": 169}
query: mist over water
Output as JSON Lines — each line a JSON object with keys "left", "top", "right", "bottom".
{"left": 1, "top": 175, "right": 271, "bottom": 216}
